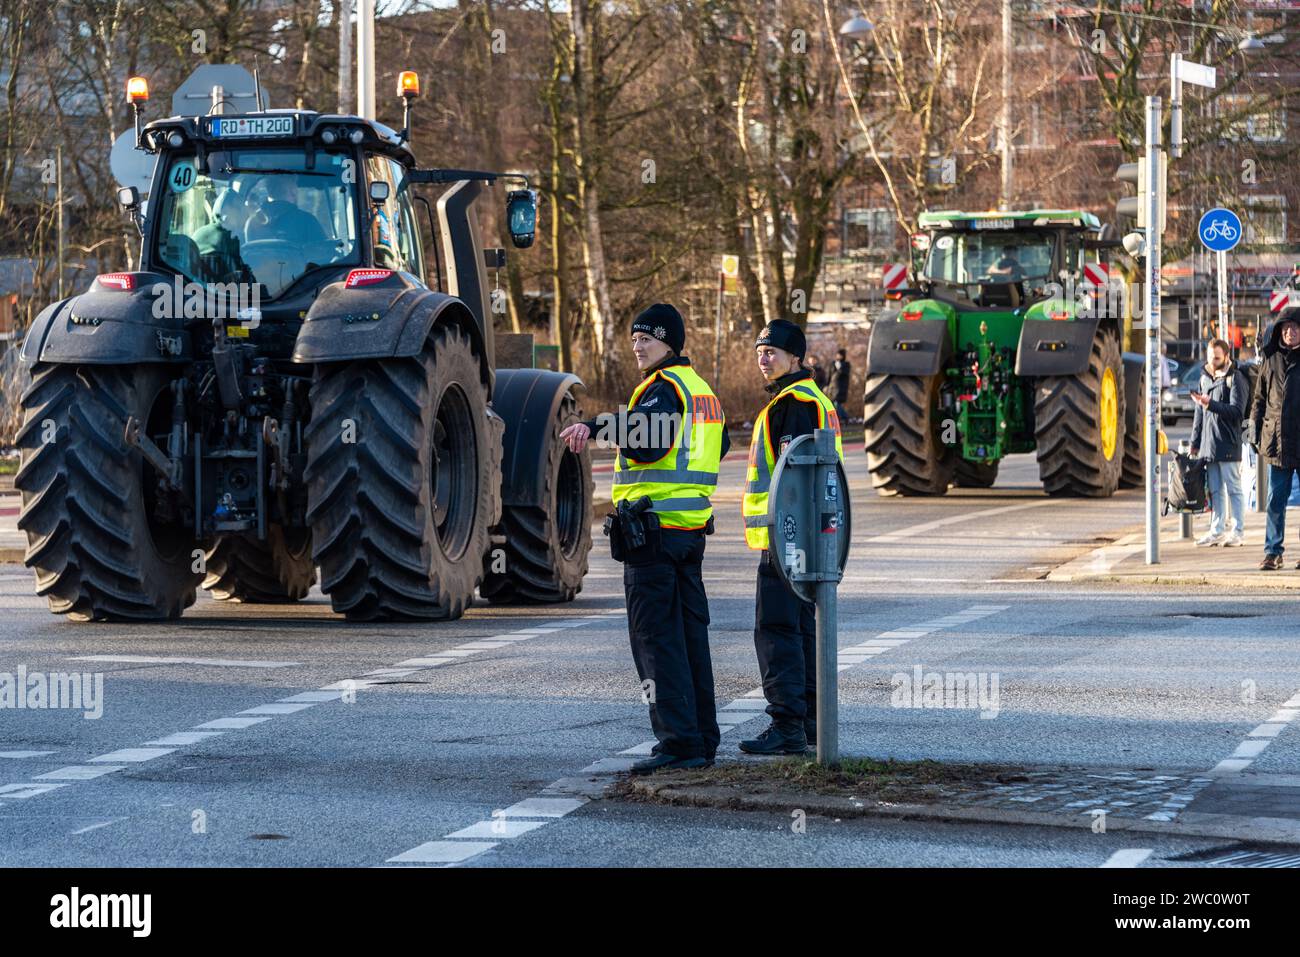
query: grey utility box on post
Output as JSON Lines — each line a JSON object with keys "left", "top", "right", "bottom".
{"left": 767, "top": 427, "right": 851, "bottom": 763}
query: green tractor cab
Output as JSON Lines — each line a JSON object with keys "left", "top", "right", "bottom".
{"left": 864, "top": 209, "right": 1143, "bottom": 497}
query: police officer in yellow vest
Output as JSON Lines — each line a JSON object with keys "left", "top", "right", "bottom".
{"left": 561, "top": 304, "right": 729, "bottom": 773}
{"left": 740, "top": 319, "right": 843, "bottom": 755}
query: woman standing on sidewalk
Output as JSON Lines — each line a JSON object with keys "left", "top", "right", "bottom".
{"left": 1191, "top": 338, "right": 1248, "bottom": 548}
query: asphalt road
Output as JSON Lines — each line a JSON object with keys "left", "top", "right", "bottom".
{"left": 1, "top": 437, "right": 1297, "bottom": 868}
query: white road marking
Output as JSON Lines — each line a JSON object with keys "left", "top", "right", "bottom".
{"left": 145, "top": 732, "right": 225, "bottom": 746}
{"left": 385, "top": 604, "right": 1009, "bottom": 868}
{"left": 867, "top": 500, "right": 1056, "bottom": 545}
{"left": 0, "top": 614, "right": 617, "bottom": 821}
{"left": 1210, "top": 685, "right": 1300, "bottom": 776}
{"left": 89, "top": 747, "right": 176, "bottom": 763}
{"left": 1230, "top": 739, "right": 1271, "bottom": 759}
{"left": 67, "top": 655, "right": 300, "bottom": 668}
{"left": 722, "top": 699, "right": 768, "bottom": 711}
{"left": 196, "top": 717, "right": 274, "bottom": 730}
{"left": 0, "top": 782, "right": 68, "bottom": 799}
{"left": 499, "top": 798, "right": 586, "bottom": 818}
{"left": 70, "top": 818, "right": 125, "bottom": 835}
{"left": 36, "top": 765, "right": 125, "bottom": 781}
{"left": 386, "top": 841, "right": 498, "bottom": 864}
{"left": 239, "top": 703, "right": 315, "bottom": 715}
{"left": 1248, "top": 723, "right": 1287, "bottom": 739}
{"left": 0, "top": 751, "right": 55, "bottom": 759}
{"left": 446, "top": 820, "right": 547, "bottom": 840}
{"left": 1101, "top": 848, "right": 1153, "bottom": 868}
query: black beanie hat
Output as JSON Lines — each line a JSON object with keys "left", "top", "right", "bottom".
{"left": 631, "top": 303, "right": 685, "bottom": 355}
{"left": 755, "top": 319, "right": 806, "bottom": 359}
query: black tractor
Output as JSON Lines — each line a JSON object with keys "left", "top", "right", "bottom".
{"left": 15, "top": 70, "right": 592, "bottom": 621}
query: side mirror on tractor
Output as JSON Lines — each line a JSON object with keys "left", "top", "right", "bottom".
{"left": 506, "top": 189, "right": 537, "bottom": 248}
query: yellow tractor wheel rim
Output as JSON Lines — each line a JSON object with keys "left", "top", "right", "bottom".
{"left": 1100, "top": 367, "right": 1118, "bottom": 461}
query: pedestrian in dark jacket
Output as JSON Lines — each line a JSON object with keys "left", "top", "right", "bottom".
{"left": 832, "top": 348, "right": 852, "bottom": 422}
{"left": 1190, "top": 338, "right": 1247, "bottom": 547}
{"left": 1249, "top": 309, "right": 1300, "bottom": 570}
{"left": 808, "top": 353, "right": 829, "bottom": 391}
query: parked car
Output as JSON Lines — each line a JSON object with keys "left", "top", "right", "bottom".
{"left": 1163, "top": 361, "right": 1199, "bottom": 425}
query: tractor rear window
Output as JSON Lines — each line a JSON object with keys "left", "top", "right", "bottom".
{"left": 923, "top": 230, "right": 1055, "bottom": 286}
{"left": 154, "top": 148, "right": 359, "bottom": 299}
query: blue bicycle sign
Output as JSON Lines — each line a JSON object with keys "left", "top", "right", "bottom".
{"left": 1198, "top": 207, "right": 1242, "bottom": 252}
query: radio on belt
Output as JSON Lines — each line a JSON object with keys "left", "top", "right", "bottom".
{"left": 763, "top": 427, "right": 851, "bottom": 764}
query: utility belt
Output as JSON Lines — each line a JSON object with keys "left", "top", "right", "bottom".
{"left": 604, "top": 495, "right": 713, "bottom": 563}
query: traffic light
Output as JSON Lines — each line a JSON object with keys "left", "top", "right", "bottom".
{"left": 1114, "top": 156, "right": 1166, "bottom": 232}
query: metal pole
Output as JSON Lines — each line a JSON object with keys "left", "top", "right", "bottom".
{"left": 1256, "top": 455, "right": 1268, "bottom": 514}
{"left": 998, "top": 0, "right": 1012, "bottom": 208}
{"left": 338, "top": 0, "right": 353, "bottom": 114}
{"left": 357, "top": 0, "right": 376, "bottom": 121}
{"left": 713, "top": 271, "right": 724, "bottom": 391}
{"left": 1178, "top": 440, "right": 1193, "bottom": 539}
{"left": 1144, "top": 96, "right": 1162, "bottom": 565}
{"left": 814, "top": 427, "right": 838, "bottom": 765}
{"left": 1216, "top": 248, "right": 1228, "bottom": 342}
{"left": 1169, "top": 53, "right": 1183, "bottom": 159}
{"left": 56, "top": 145, "right": 63, "bottom": 300}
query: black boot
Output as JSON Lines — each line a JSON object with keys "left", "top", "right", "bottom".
{"left": 739, "top": 721, "right": 808, "bottom": 755}
{"left": 629, "top": 752, "right": 711, "bottom": 775}
{"left": 804, "top": 720, "right": 816, "bottom": 745}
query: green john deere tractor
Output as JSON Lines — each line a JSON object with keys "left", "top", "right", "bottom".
{"left": 864, "top": 209, "right": 1145, "bottom": 497}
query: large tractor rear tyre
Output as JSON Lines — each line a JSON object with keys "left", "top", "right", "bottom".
{"left": 954, "top": 459, "right": 999, "bottom": 488}
{"left": 14, "top": 364, "right": 201, "bottom": 620}
{"left": 480, "top": 390, "right": 592, "bottom": 604}
{"left": 1119, "top": 363, "right": 1144, "bottom": 489}
{"left": 305, "top": 323, "right": 498, "bottom": 621}
{"left": 864, "top": 373, "right": 954, "bottom": 496}
{"left": 1120, "top": 425, "right": 1143, "bottom": 488}
{"left": 204, "top": 527, "right": 315, "bottom": 603}
{"left": 1034, "top": 328, "right": 1124, "bottom": 497}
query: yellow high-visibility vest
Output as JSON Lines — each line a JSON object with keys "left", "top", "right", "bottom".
{"left": 611, "top": 364, "right": 725, "bottom": 530}
{"left": 743, "top": 377, "right": 843, "bottom": 550}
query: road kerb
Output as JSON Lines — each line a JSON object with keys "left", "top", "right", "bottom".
{"left": 1046, "top": 524, "right": 1300, "bottom": 589}
{"left": 628, "top": 777, "right": 1300, "bottom": 846}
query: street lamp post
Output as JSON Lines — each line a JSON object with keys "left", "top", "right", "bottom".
{"left": 1143, "top": 95, "right": 1163, "bottom": 565}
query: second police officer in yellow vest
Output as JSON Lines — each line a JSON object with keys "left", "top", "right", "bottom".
{"left": 740, "top": 319, "right": 843, "bottom": 754}
{"left": 561, "top": 304, "right": 728, "bottom": 773}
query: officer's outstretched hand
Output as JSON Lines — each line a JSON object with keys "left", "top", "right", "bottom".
{"left": 560, "top": 423, "right": 591, "bottom": 454}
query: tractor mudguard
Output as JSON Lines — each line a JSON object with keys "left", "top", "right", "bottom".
{"left": 492, "top": 367, "right": 584, "bottom": 507}
{"left": 866, "top": 318, "right": 952, "bottom": 376}
{"left": 291, "top": 277, "right": 490, "bottom": 386}
{"left": 1122, "top": 351, "right": 1145, "bottom": 436}
{"left": 1014, "top": 317, "right": 1100, "bottom": 377}
{"left": 20, "top": 275, "right": 192, "bottom": 366}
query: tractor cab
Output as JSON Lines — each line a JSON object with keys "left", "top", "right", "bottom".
{"left": 116, "top": 69, "right": 536, "bottom": 328}
{"left": 912, "top": 210, "right": 1105, "bottom": 313}
{"left": 130, "top": 110, "right": 424, "bottom": 304}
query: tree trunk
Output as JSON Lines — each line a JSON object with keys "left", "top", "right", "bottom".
{"left": 568, "top": 0, "right": 616, "bottom": 386}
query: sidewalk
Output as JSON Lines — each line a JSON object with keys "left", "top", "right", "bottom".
{"left": 1049, "top": 511, "right": 1300, "bottom": 589}
{"left": 0, "top": 493, "right": 21, "bottom": 563}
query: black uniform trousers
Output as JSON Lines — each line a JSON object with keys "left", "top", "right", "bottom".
{"left": 623, "top": 528, "right": 720, "bottom": 759}
{"left": 754, "top": 550, "right": 816, "bottom": 723}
